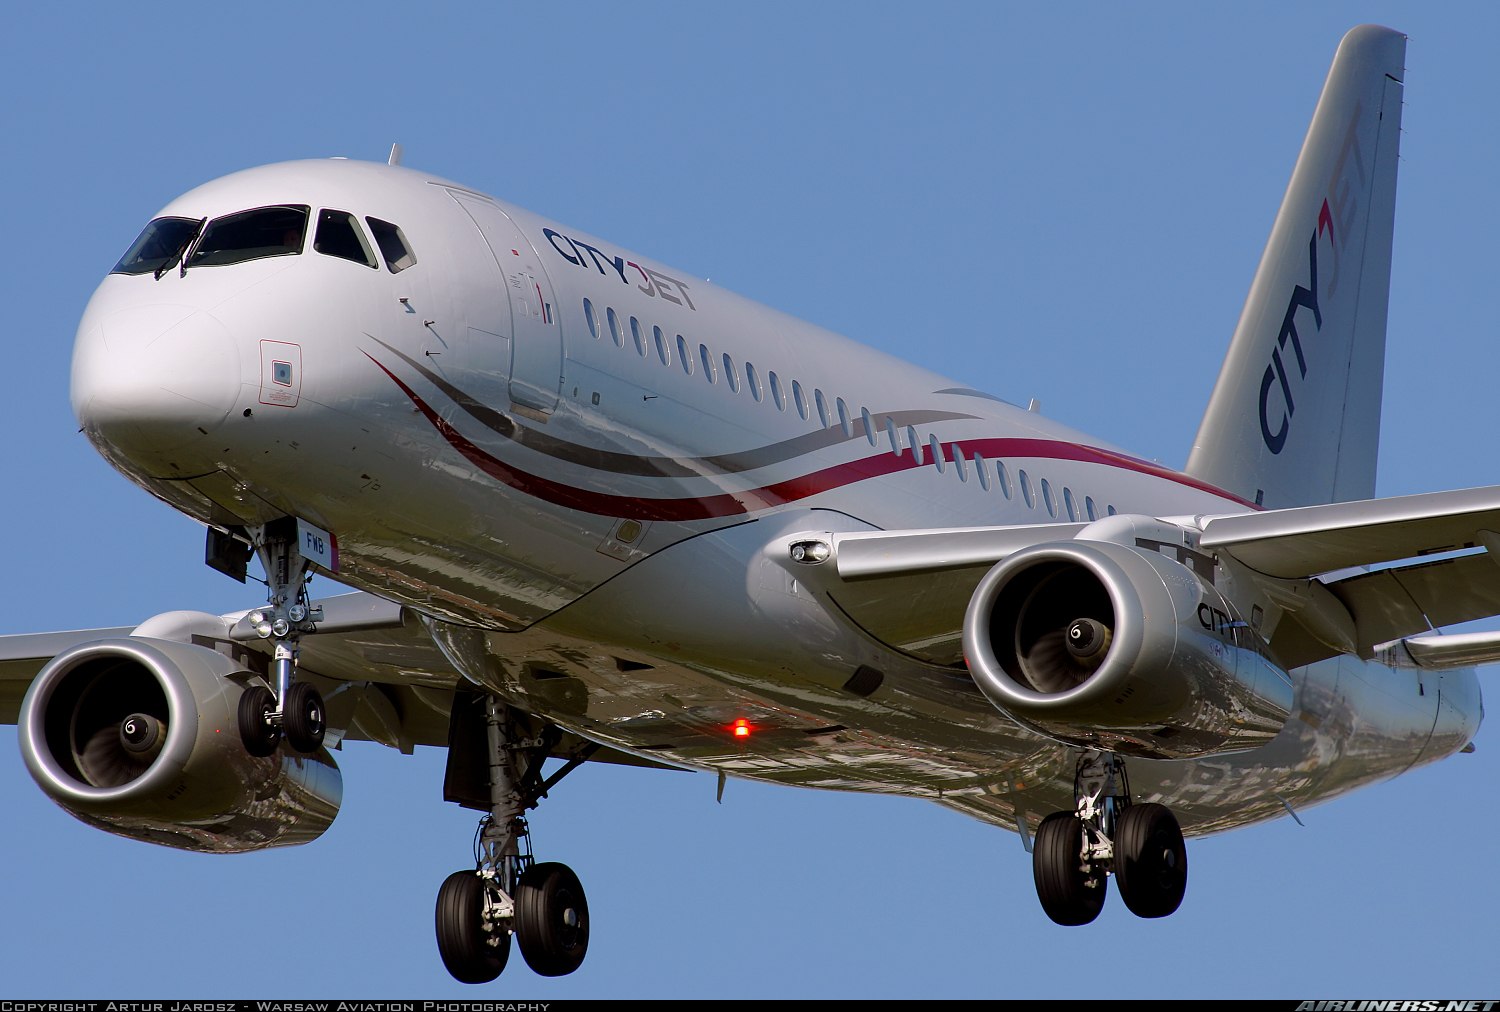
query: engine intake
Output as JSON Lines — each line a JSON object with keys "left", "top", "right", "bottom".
{"left": 962, "top": 535, "right": 1293, "bottom": 759}
{"left": 19, "top": 636, "right": 341, "bottom": 853}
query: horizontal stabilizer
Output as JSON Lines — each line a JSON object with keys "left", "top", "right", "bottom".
{"left": 1198, "top": 485, "right": 1500, "bottom": 578}
{"left": 1394, "top": 630, "right": 1500, "bottom": 670}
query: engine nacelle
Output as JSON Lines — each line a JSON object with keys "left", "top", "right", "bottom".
{"left": 18, "top": 636, "right": 341, "bottom": 852}
{"left": 962, "top": 533, "right": 1293, "bottom": 759}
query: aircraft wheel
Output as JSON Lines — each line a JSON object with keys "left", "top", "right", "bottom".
{"left": 237, "top": 685, "right": 280, "bottom": 757}
{"left": 283, "top": 681, "right": 326, "bottom": 754}
{"left": 436, "top": 870, "right": 510, "bottom": 984}
{"left": 1113, "top": 802, "right": 1187, "bottom": 918}
{"left": 515, "top": 862, "right": 590, "bottom": 976}
{"left": 1033, "top": 811, "right": 1106, "bottom": 926}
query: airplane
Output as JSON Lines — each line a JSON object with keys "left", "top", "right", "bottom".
{"left": 2, "top": 21, "right": 1491, "bottom": 983}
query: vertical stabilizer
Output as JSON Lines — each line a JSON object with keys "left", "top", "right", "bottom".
{"left": 1186, "top": 25, "right": 1404, "bottom": 509}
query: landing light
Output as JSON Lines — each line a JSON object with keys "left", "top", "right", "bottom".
{"left": 789, "top": 540, "right": 831, "bottom": 564}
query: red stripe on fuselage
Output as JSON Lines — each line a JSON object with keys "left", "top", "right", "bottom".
{"left": 370, "top": 354, "right": 1254, "bottom": 520}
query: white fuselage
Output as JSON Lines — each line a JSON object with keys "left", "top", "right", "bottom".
{"left": 71, "top": 159, "right": 1480, "bottom": 838}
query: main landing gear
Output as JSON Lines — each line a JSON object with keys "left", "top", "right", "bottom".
{"left": 436, "top": 697, "right": 593, "bottom": 983}
{"left": 1032, "top": 751, "right": 1187, "bottom": 925}
{"left": 234, "top": 521, "right": 328, "bottom": 757}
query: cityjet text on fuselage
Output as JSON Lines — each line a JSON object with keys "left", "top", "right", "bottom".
{"left": 543, "top": 228, "right": 697, "bottom": 310}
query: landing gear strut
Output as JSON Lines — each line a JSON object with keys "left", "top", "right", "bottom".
{"left": 436, "top": 697, "right": 592, "bottom": 983}
{"left": 234, "top": 520, "right": 327, "bottom": 757}
{"left": 1031, "top": 750, "right": 1187, "bottom": 925}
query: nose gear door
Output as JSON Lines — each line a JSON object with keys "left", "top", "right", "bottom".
{"left": 448, "top": 191, "right": 563, "bottom": 418}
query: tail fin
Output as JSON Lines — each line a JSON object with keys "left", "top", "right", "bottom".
{"left": 1186, "top": 25, "right": 1405, "bottom": 509}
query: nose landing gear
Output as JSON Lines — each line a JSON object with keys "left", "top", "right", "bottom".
{"left": 232, "top": 520, "right": 328, "bottom": 757}
{"left": 1031, "top": 751, "right": 1187, "bottom": 925}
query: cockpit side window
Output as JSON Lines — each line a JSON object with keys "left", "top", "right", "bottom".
{"left": 366, "top": 217, "right": 417, "bottom": 273}
{"left": 188, "top": 205, "right": 309, "bottom": 268}
{"left": 111, "top": 217, "right": 202, "bottom": 275}
{"left": 314, "top": 209, "right": 377, "bottom": 268}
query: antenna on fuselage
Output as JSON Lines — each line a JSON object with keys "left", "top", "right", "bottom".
{"left": 388, "top": 143, "right": 403, "bottom": 167}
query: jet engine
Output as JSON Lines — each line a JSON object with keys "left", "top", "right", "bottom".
{"left": 962, "top": 530, "right": 1294, "bottom": 760}
{"left": 18, "top": 635, "right": 341, "bottom": 853}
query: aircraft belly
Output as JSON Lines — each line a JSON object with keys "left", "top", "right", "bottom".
{"left": 422, "top": 514, "right": 1477, "bottom": 837}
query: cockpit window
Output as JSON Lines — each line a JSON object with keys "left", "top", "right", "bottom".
{"left": 366, "top": 217, "right": 417, "bottom": 273}
{"left": 314, "top": 209, "right": 377, "bottom": 268}
{"left": 111, "top": 217, "right": 202, "bottom": 276}
{"left": 187, "top": 205, "right": 309, "bottom": 268}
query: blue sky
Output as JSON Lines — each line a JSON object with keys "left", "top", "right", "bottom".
{"left": 2, "top": 2, "right": 1497, "bottom": 998}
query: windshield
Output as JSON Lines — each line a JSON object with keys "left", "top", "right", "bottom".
{"left": 187, "top": 205, "right": 309, "bottom": 269}
{"left": 111, "top": 217, "right": 203, "bottom": 276}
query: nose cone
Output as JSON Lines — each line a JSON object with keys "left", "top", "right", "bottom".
{"left": 72, "top": 300, "right": 242, "bottom": 473}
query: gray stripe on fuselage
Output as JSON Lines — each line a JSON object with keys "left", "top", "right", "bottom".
{"left": 368, "top": 336, "right": 975, "bottom": 477}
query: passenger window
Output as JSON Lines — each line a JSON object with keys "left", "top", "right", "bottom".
{"left": 885, "top": 416, "right": 900, "bottom": 455}
{"left": 584, "top": 299, "right": 599, "bottom": 339}
{"left": 746, "top": 362, "right": 763, "bottom": 402}
{"left": 677, "top": 335, "right": 693, "bottom": 375}
{"left": 314, "top": 209, "right": 376, "bottom": 268}
{"left": 974, "top": 452, "right": 990, "bottom": 490}
{"left": 1019, "top": 469, "right": 1034, "bottom": 508}
{"left": 953, "top": 446, "right": 967, "bottom": 481}
{"left": 189, "top": 205, "right": 309, "bottom": 268}
{"left": 1085, "top": 496, "right": 1097, "bottom": 520}
{"left": 366, "top": 216, "right": 417, "bottom": 272}
{"left": 814, "top": 389, "right": 830, "bottom": 427}
{"left": 907, "top": 425, "right": 921, "bottom": 463}
{"left": 630, "top": 316, "right": 647, "bottom": 356}
{"left": 723, "top": 353, "right": 740, "bottom": 392}
{"left": 1041, "top": 479, "right": 1057, "bottom": 517}
{"left": 607, "top": 307, "right": 624, "bottom": 347}
{"left": 929, "top": 434, "right": 944, "bottom": 472}
{"left": 862, "top": 407, "right": 877, "bottom": 445}
{"left": 769, "top": 371, "right": 785, "bottom": 411}
{"left": 111, "top": 216, "right": 202, "bottom": 275}
{"left": 654, "top": 325, "right": 670, "bottom": 365}
{"left": 1107, "top": 504, "right": 1118, "bottom": 516}
{"left": 836, "top": 398, "right": 852, "bottom": 438}
{"left": 1063, "top": 487, "right": 1078, "bottom": 521}
{"left": 792, "top": 381, "right": 809, "bottom": 420}
{"left": 700, "top": 343, "right": 716, "bottom": 382}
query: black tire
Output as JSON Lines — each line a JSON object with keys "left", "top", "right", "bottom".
{"left": 436, "top": 870, "right": 510, "bottom": 984}
{"left": 515, "top": 862, "right": 590, "bottom": 977}
{"left": 283, "top": 681, "right": 326, "bottom": 754}
{"left": 1113, "top": 802, "right": 1187, "bottom": 918}
{"left": 1033, "top": 811, "right": 1107, "bottom": 926}
{"left": 237, "top": 685, "right": 280, "bottom": 757}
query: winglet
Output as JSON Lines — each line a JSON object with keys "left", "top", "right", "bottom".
{"left": 1186, "top": 25, "right": 1406, "bottom": 510}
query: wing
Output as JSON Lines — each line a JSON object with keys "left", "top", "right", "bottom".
{"left": 787, "top": 485, "right": 1500, "bottom": 669}
{"left": 0, "top": 590, "right": 674, "bottom": 771}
